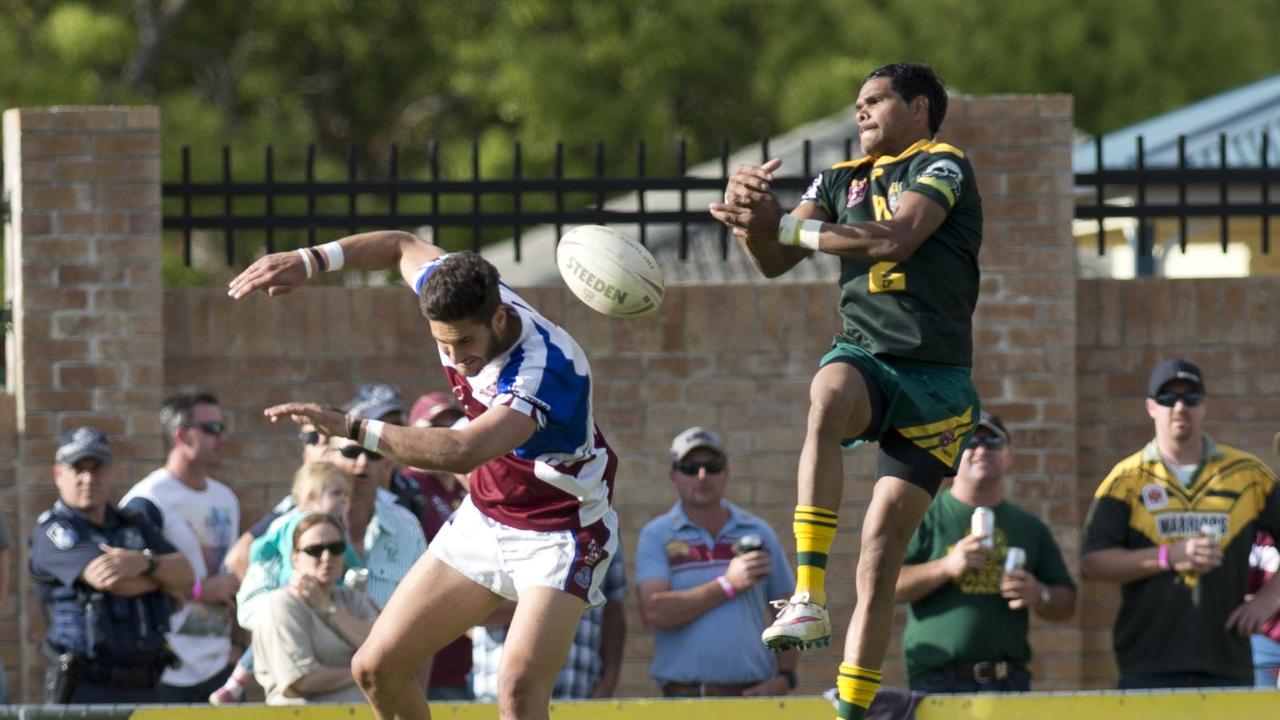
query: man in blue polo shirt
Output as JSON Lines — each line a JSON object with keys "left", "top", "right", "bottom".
{"left": 636, "top": 426, "right": 799, "bottom": 696}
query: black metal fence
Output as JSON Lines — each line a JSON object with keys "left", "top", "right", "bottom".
{"left": 161, "top": 133, "right": 1280, "bottom": 268}
{"left": 1076, "top": 134, "right": 1277, "bottom": 257}
{"left": 162, "top": 138, "right": 842, "bottom": 266}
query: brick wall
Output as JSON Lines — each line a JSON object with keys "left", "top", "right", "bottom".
{"left": 1, "top": 107, "right": 163, "bottom": 700}
{"left": 154, "top": 95, "right": 1080, "bottom": 696}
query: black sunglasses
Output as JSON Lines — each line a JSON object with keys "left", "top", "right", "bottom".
{"left": 674, "top": 458, "right": 726, "bottom": 475}
{"left": 338, "top": 444, "right": 383, "bottom": 462}
{"left": 966, "top": 434, "right": 1005, "bottom": 450}
{"left": 185, "top": 420, "right": 226, "bottom": 435}
{"left": 1154, "top": 389, "right": 1204, "bottom": 408}
{"left": 298, "top": 430, "right": 325, "bottom": 446}
{"left": 298, "top": 541, "right": 346, "bottom": 559}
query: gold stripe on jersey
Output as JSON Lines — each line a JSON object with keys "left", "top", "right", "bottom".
{"left": 828, "top": 139, "right": 966, "bottom": 172}
{"left": 916, "top": 177, "right": 957, "bottom": 207}
{"left": 1094, "top": 437, "right": 1278, "bottom": 550}
{"left": 897, "top": 406, "right": 976, "bottom": 468}
{"left": 832, "top": 156, "right": 874, "bottom": 171}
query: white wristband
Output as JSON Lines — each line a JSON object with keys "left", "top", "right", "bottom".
{"left": 296, "top": 248, "right": 314, "bottom": 279}
{"left": 363, "top": 420, "right": 384, "bottom": 452}
{"left": 320, "top": 241, "right": 345, "bottom": 272}
{"left": 777, "top": 215, "right": 823, "bottom": 251}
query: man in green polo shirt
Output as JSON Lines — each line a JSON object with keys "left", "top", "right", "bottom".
{"left": 896, "top": 411, "right": 1076, "bottom": 692}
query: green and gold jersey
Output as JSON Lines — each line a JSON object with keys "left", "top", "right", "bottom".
{"left": 801, "top": 139, "right": 982, "bottom": 366}
{"left": 1083, "top": 436, "right": 1280, "bottom": 681}
{"left": 901, "top": 491, "right": 1076, "bottom": 686}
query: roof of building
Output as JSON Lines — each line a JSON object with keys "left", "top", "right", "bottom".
{"left": 1073, "top": 73, "right": 1280, "bottom": 171}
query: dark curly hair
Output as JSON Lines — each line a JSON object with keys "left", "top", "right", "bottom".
{"left": 419, "top": 252, "right": 502, "bottom": 325}
{"left": 865, "top": 63, "right": 948, "bottom": 136}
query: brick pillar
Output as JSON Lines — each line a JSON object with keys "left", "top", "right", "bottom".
{"left": 2, "top": 106, "right": 163, "bottom": 701}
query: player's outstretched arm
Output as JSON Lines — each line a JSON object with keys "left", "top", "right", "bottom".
{"left": 786, "top": 190, "right": 947, "bottom": 264}
{"left": 227, "top": 230, "right": 443, "bottom": 299}
{"left": 263, "top": 401, "right": 535, "bottom": 474}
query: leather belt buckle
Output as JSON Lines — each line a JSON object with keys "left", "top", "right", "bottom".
{"left": 972, "top": 661, "right": 1008, "bottom": 683}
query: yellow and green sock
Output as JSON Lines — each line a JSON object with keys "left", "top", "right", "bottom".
{"left": 835, "top": 663, "right": 881, "bottom": 720}
{"left": 794, "top": 504, "right": 838, "bottom": 606}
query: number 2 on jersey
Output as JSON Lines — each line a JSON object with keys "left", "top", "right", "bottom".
{"left": 869, "top": 194, "right": 905, "bottom": 293}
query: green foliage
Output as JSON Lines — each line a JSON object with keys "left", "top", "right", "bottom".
{"left": 1, "top": 0, "right": 1278, "bottom": 281}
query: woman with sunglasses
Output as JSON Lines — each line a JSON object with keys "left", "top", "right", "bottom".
{"left": 252, "top": 512, "right": 378, "bottom": 705}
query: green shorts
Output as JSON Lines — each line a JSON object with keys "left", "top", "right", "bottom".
{"left": 820, "top": 340, "right": 980, "bottom": 481}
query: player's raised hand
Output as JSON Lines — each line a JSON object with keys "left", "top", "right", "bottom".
{"left": 722, "top": 158, "right": 784, "bottom": 205}
{"left": 264, "top": 402, "right": 348, "bottom": 439}
{"left": 227, "top": 250, "right": 308, "bottom": 299}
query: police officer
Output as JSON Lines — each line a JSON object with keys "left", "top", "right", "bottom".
{"left": 29, "top": 427, "right": 194, "bottom": 703}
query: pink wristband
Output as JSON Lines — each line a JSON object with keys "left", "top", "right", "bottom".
{"left": 193, "top": 578, "right": 204, "bottom": 602}
{"left": 1157, "top": 544, "right": 1170, "bottom": 570}
{"left": 715, "top": 575, "right": 736, "bottom": 599}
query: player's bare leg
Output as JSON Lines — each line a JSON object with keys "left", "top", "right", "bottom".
{"left": 493, "top": 586, "right": 586, "bottom": 720}
{"left": 835, "top": 476, "right": 932, "bottom": 720}
{"left": 353, "top": 553, "right": 505, "bottom": 720}
{"left": 762, "top": 362, "right": 872, "bottom": 651}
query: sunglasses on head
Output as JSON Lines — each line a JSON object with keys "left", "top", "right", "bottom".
{"left": 966, "top": 434, "right": 1005, "bottom": 450}
{"left": 338, "top": 444, "right": 383, "bottom": 462}
{"left": 185, "top": 420, "right": 226, "bottom": 436}
{"left": 674, "top": 458, "right": 726, "bottom": 475}
{"left": 298, "top": 430, "right": 325, "bottom": 446}
{"left": 298, "top": 541, "right": 346, "bottom": 559}
{"left": 1154, "top": 389, "right": 1204, "bottom": 407}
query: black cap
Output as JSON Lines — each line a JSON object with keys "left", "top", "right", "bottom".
{"left": 976, "top": 411, "right": 1010, "bottom": 443}
{"left": 1147, "top": 358, "right": 1205, "bottom": 397}
{"left": 55, "top": 427, "right": 112, "bottom": 465}
{"left": 347, "top": 383, "right": 406, "bottom": 421}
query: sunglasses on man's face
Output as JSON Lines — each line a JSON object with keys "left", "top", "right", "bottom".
{"left": 186, "top": 420, "right": 226, "bottom": 436}
{"left": 673, "top": 458, "right": 726, "bottom": 475}
{"left": 1154, "top": 389, "right": 1204, "bottom": 408}
{"left": 337, "top": 444, "right": 383, "bottom": 462}
{"left": 298, "top": 430, "right": 325, "bottom": 446}
{"left": 298, "top": 541, "right": 346, "bottom": 559}
{"left": 966, "top": 434, "right": 1005, "bottom": 450}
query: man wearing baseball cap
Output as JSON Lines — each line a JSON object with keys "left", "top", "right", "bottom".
{"left": 29, "top": 427, "right": 193, "bottom": 703}
{"left": 897, "top": 411, "right": 1076, "bottom": 692}
{"left": 635, "top": 427, "right": 799, "bottom": 697}
{"left": 1083, "top": 358, "right": 1280, "bottom": 689}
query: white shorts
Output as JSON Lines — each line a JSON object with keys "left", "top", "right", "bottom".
{"left": 428, "top": 495, "right": 618, "bottom": 607}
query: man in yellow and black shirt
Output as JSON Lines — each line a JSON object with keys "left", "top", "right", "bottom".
{"left": 1083, "top": 358, "right": 1280, "bottom": 689}
{"left": 711, "top": 62, "right": 981, "bottom": 720}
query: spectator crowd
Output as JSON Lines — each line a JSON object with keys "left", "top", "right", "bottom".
{"left": 12, "top": 356, "right": 1280, "bottom": 705}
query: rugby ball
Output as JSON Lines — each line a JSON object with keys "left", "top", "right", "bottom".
{"left": 557, "top": 225, "right": 664, "bottom": 318}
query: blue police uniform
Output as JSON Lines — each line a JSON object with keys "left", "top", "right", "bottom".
{"left": 29, "top": 500, "right": 178, "bottom": 704}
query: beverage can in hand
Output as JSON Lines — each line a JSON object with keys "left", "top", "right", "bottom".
{"left": 971, "top": 507, "right": 995, "bottom": 549}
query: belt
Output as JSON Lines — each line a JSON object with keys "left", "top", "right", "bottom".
{"left": 940, "top": 661, "right": 1010, "bottom": 683}
{"left": 661, "top": 681, "right": 757, "bottom": 697}
{"left": 82, "top": 664, "right": 162, "bottom": 690}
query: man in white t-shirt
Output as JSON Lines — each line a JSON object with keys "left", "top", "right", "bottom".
{"left": 122, "top": 392, "right": 243, "bottom": 702}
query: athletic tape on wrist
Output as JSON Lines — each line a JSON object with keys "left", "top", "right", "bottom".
{"left": 363, "top": 419, "right": 384, "bottom": 452}
{"left": 778, "top": 215, "right": 800, "bottom": 246}
{"left": 320, "top": 241, "right": 345, "bottom": 272}
{"left": 797, "top": 219, "right": 822, "bottom": 250}
{"left": 296, "top": 248, "right": 314, "bottom": 279}
{"left": 777, "top": 215, "right": 822, "bottom": 250}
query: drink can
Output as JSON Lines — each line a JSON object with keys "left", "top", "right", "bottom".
{"left": 344, "top": 567, "right": 369, "bottom": 593}
{"left": 733, "top": 534, "right": 764, "bottom": 555}
{"left": 1200, "top": 523, "right": 1222, "bottom": 541}
{"left": 1004, "top": 547, "right": 1026, "bottom": 573}
{"left": 971, "top": 507, "right": 995, "bottom": 549}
